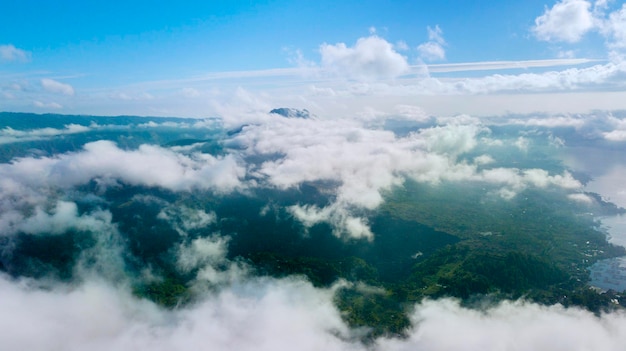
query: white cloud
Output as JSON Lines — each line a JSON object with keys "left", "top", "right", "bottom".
{"left": 0, "top": 199, "right": 127, "bottom": 280}
{"left": 603, "top": 4, "right": 626, "bottom": 48}
{"left": 2, "top": 276, "right": 626, "bottom": 351}
{"left": 0, "top": 276, "right": 358, "bottom": 351}
{"left": 319, "top": 35, "right": 410, "bottom": 80}
{"left": 532, "top": 0, "right": 626, "bottom": 52}
{"left": 0, "top": 44, "right": 30, "bottom": 62}
{"left": 0, "top": 124, "right": 91, "bottom": 144}
{"left": 0, "top": 140, "right": 246, "bottom": 195}
{"left": 568, "top": 193, "right": 594, "bottom": 203}
{"left": 14, "top": 201, "right": 113, "bottom": 235}
{"left": 231, "top": 115, "right": 584, "bottom": 236}
{"left": 604, "top": 129, "right": 626, "bottom": 141}
{"left": 515, "top": 136, "right": 531, "bottom": 151}
{"left": 602, "top": 114, "right": 626, "bottom": 140}
{"left": 289, "top": 204, "right": 374, "bottom": 240}
{"left": 0, "top": 200, "right": 114, "bottom": 237}
{"left": 41, "top": 78, "right": 75, "bottom": 96}
{"left": 379, "top": 299, "right": 626, "bottom": 351}
{"left": 418, "top": 42, "right": 446, "bottom": 62}
{"left": 533, "top": 0, "right": 596, "bottom": 43}
{"left": 474, "top": 154, "right": 495, "bottom": 165}
{"left": 176, "top": 236, "right": 229, "bottom": 273}
{"left": 425, "top": 58, "right": 599, "bottom": 73}
{"left": 440, "top": 61, "right": 626, "bottom": 94}
{"left": 509, "top": 115, "right": 587, "bottom": 128}
{"left": 175, "top": 235, "right": 249, "bottom": 287}
{"left": 393, "top": 104, "right": 432, "bottom": 122}
{"left": 33, "top": 100, "right": 63, "bottom": 109}
{"left": 158, "top": 206, "right": 217, "bottom": 235}
{"left": 395, "top": 40, "right": 409, "bottom": 51}
{"left": 427, "top": 25, "right": 445, "bottom": 44}
{"left": 477, "top": 168, "right": 581, "bottom": 197}
{"left": 418, "top": 25, "right": 446, "bottom": 62}
{"left": 109, "top": 91, "right": 154, "bottom": 101}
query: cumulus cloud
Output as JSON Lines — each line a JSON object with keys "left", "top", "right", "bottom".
{"left": 604, "top": 4, "right": 626, "bottom": 48}
{"left": 532, "top": 0, "right": 626, "bottom": 53}
{"left": 0, "top": 44, "right": 30, "bottom": 62}
{"left": 41, "top": 78, "right": 75, "bottom": 96}
{"left": 417, "top": 25, "right": 446, "bottom": 61}
{"left": 319, "top": 35, "right": 410, "bottom": 80}
{"left": 533, "top": 0, "right": 596, "bottom": 43}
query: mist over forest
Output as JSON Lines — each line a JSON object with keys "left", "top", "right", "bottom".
{"left": 1, "top": 109, "right": 626, "bottom": 350}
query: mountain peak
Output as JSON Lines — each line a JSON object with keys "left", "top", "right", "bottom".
{"left": 269, "top": 108, "right": 311, "bottom": 119}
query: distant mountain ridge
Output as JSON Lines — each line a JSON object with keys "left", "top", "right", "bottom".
{"left": 0, "top": 111, "right": 208, "bottom": 130}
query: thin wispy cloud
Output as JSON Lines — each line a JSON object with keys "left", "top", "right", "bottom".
{"left": 41, "top": 78, "right": 75, "bottom": 96}
{"left": 0, "top": 44, "right": 30, "bottom": 63}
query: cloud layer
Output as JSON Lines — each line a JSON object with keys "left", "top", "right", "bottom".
{"left": 2, "top": 274, "right": 626, "bottom": 351}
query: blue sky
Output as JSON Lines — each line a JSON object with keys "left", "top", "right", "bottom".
{"left": 2, "top": 0, "right": 626, "bottom": 117}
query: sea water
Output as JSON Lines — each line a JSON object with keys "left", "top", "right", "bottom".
{"left": 562, "top": 147, "right": 626, "bottom": 291}
{"left": 589, "top": 215, "right": 626, "bottom": 291}
{"left": 585, "top": 164, "right": 626, "bottom": 292}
